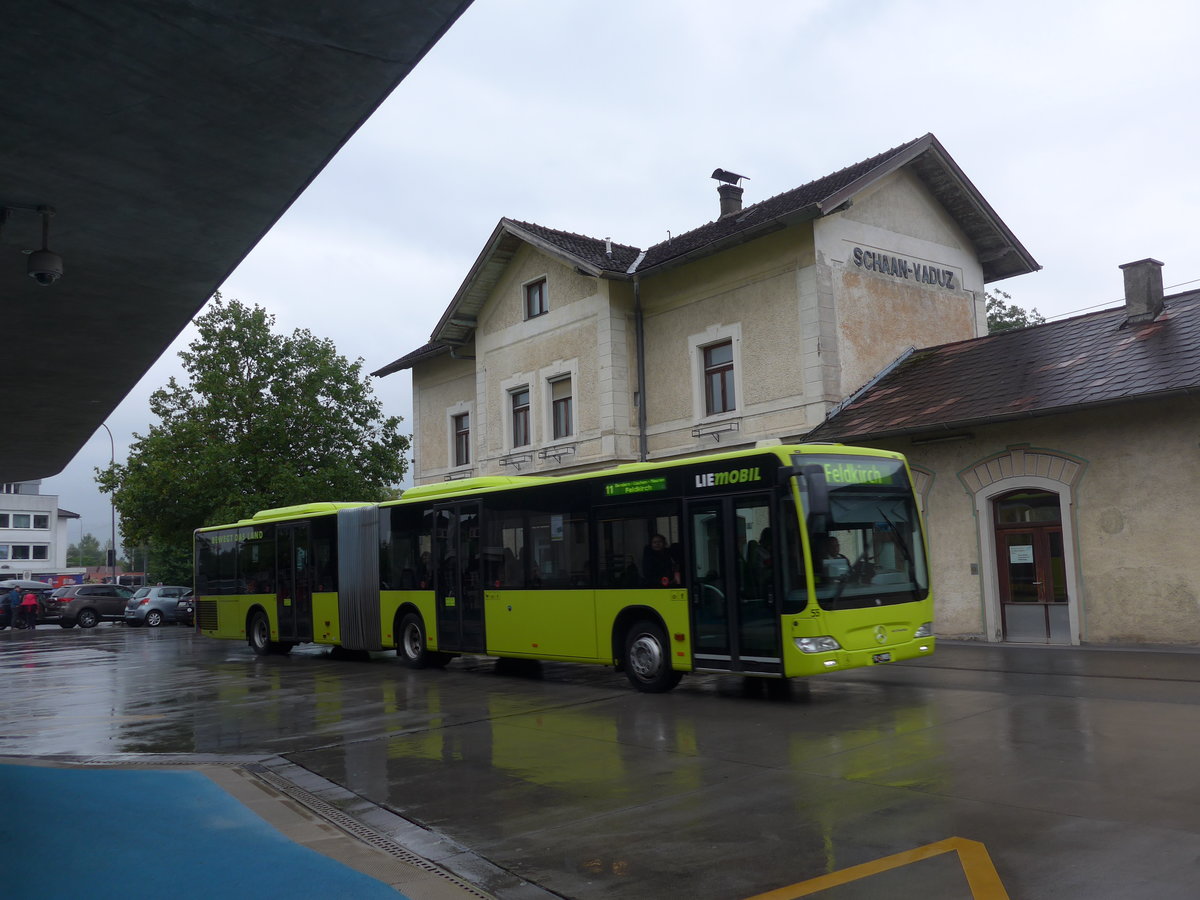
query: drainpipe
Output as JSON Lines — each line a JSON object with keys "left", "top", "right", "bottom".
{"left": 633, "top": 274, "right": 648, "bottom": 462}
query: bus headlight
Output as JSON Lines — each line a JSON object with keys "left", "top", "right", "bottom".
{"left": 795, "top": 636, "right": 842, "bottom": 653}
{"left": 913, "top": 622, "right": 933, "bottom": 638}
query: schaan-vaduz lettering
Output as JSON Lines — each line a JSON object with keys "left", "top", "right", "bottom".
{"left": 851, "top": 247, "right": 955, "bottom": 290}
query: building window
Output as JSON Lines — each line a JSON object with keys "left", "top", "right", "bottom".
{"left": 11, "top": 513, "right": 30, "bottom": 529}
{"left": 452, "top": 412, "right": 470, "bottom": 467}
{"left": 8, "top": 545, "right": 48, "bottom": 560}
{"left": 524, "top": 278, "right": 547, "bottom": 319}
{"left": 551, "top": 376, "right": 573, "bottom": 439}
{"left": 0, "top": 514, "right": 8, "bottom": 528}
{"left": 703, "top": 340, "right": 736, "bottom": 415}
{"left": 33, "top": 514, "right": 49, "bottom": 529}
{"left": 511, "top": 388, "right": 531, "bottom": 447}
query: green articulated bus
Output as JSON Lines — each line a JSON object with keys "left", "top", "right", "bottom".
{"left": 194, "top": 444, "right": 933, "bottom": 692}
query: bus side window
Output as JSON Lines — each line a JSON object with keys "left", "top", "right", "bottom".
{"left": 597, "top": 503, "right": 680, "bottom": 589}
{"left": 492, "top": 512, "right": 526, "bottom": 588}
{"left": 385, "top": 505, "right": 426, "bottom": 591}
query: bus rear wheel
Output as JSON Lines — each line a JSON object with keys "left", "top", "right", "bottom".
{"left": 398, "top": 613, "right": 450, "bottom": 669}
{"left": 624, "top": 620, "right": 682, "bottom": 693}
{"left": 248, "top": 611, "right": 272, "bottom": 657}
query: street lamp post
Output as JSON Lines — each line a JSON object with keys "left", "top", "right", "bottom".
{"left": 99, "top": 423, "right": 116, "bottom": 584}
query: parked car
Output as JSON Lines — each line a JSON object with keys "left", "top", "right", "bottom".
{"left": 48, "top": 583, "right": 136, "bottom": 628}
{"left": 176, "top": 590, "right": 195, "bottom": 627}
{"left": 124, "top": 585, "right": 192, "bottom": 627}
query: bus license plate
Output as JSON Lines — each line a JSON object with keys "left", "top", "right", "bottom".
{"left": 873, "top": 652, "right": 892, "bottom": 664}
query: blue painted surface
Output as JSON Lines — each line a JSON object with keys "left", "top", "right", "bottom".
{"left": 0, "top": 765, "right": 407, "bottom": 899}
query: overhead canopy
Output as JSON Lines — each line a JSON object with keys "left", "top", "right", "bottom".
{"left": 0, "top": 0, "right": 471, "bottom": 482}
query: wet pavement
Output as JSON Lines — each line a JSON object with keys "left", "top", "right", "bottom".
{"left": 4, "top": 623, "right": 1200, "bottom": 898}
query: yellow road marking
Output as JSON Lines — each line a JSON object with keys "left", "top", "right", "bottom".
{"left": 743, "top": 837, "right": 1009, "bottom": 900}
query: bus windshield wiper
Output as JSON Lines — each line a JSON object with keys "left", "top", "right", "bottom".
{"left": 877, "top": 507, "right": 913, "bottom": 568}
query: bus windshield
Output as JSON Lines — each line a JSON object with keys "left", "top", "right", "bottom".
{"left": 797, "top": 455, "right": 929, "bottom": 610}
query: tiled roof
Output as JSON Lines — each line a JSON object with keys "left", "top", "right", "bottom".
{"left": 806, "top": 291, "right": 1200, "bottom": 442}
{"left": 640, "top": 136, "right": 929, "bottom": 271}
{"left": 376, "top": 133, "right": 1038, "bottom": 378}
{"left": 370, "top": 341, "right": 449, "bottom": 377}
{"left": 507, "top": 220, "right": 641, "bottom": 274}
{"left": 513, "top": 136, "right": 935, "bottom": 275}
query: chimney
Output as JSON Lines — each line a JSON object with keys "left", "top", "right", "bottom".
{"left": 1120, "top": 258, "right": 1165, "bottom": 323}
{"left": 718, "top": 183, "right": 743, "bottom": 217}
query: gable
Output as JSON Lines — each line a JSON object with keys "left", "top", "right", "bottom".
{"left": 839, "top": 168, "right": 970, "bottom": 252}
{"left": 478, "top": 243, "right": 601, "bottom": 336}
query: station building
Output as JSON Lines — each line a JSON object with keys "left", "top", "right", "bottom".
{"left": 375, "top": 133, "right": 1197, "bottom": 647}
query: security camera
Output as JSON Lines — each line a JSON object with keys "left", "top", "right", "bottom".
{"left": 27, "top": 248, "right": 63, "bottom": 286}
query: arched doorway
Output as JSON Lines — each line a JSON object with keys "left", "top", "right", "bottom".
{"left": 961, "top": 447, "right": 1085, "bottom": 644}
{"left": 993, "top": 489, "right": 1070, "bottom": 644}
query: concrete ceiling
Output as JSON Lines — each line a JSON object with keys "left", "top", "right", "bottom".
{"left": 0, "top": 0, "right": 471, "bottom": 482}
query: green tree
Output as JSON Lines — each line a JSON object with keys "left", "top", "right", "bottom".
{"left": 986, "top": 288, "right": 1045, "bottom": 333}
{"left": 66, "top": 532, "right": 106, "bottom": 567}
{"left": 97, "top": 295, "right": 409, "bottom": 584}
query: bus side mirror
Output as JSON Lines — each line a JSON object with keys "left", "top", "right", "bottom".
{"left": 801, "top": 464, "right": 829, "bottom": 533}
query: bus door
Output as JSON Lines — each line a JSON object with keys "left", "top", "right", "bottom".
{"left": 275, "top": 522, "right": 313, "bottom": 642}
{"left": 433, "top": 501, "right": 485, "bottom": 653}
{"left": 686, "top": 494, "right": 782, "bottom": 675}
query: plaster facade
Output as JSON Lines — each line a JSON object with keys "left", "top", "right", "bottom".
{"left": 868, "top": 396, "right": 1200, "bottom": 646}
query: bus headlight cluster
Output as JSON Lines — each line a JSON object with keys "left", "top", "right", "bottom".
{"left": 913, "top": 622, "right": 933, "bottom": 638}
{"left": 794, "top": 636, "right": 841, "bottom": 654}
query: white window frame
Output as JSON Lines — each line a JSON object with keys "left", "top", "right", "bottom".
{"left": 688, "top": 323, "right": 743, "bottom": 422}
{"left": 446, "top": 402, "right": 473, "bottom": 470}
{"left": 540, "top": 360, "right": 579, "bottom": 445}
{"left": 523, "top": 275, "right": 549, "bottom": 320}
{"left": 500, "top": 372, "right": 536, "bottom": 451}
{"left": 7, "top": 544, "right": 48, "bottom": 560}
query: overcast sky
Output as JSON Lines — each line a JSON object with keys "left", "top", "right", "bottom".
{"left": 43, "top": 0, "right": 1200, "bottom": 550}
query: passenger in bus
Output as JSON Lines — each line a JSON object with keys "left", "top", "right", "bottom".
{"left": 817, "top": 536, "right": 851, "bottom": 581}
{"left": 642, "top": 534, "right": 681, "bottom": 588}
{"left": 744, "top": 528, "right": 772, "bottom": 597}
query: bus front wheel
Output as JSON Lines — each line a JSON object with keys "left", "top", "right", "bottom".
{"left": 398, "top": 613, "right": 450, "bottom": 669}
{"left": 624, "top": 620, "right": 682, "bottom": 693}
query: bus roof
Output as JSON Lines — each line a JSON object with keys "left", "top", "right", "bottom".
{"left": 400, "top": 475, "right": 557, "bottom": 501}
{"left": 193, "top": 443, "right": 909, "bottom": 530}
{"left": 195, "top": 501, "right": 373, "bottom": 532}
{"left": 382, "top": 442, "right": 906, "bottom": 506}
